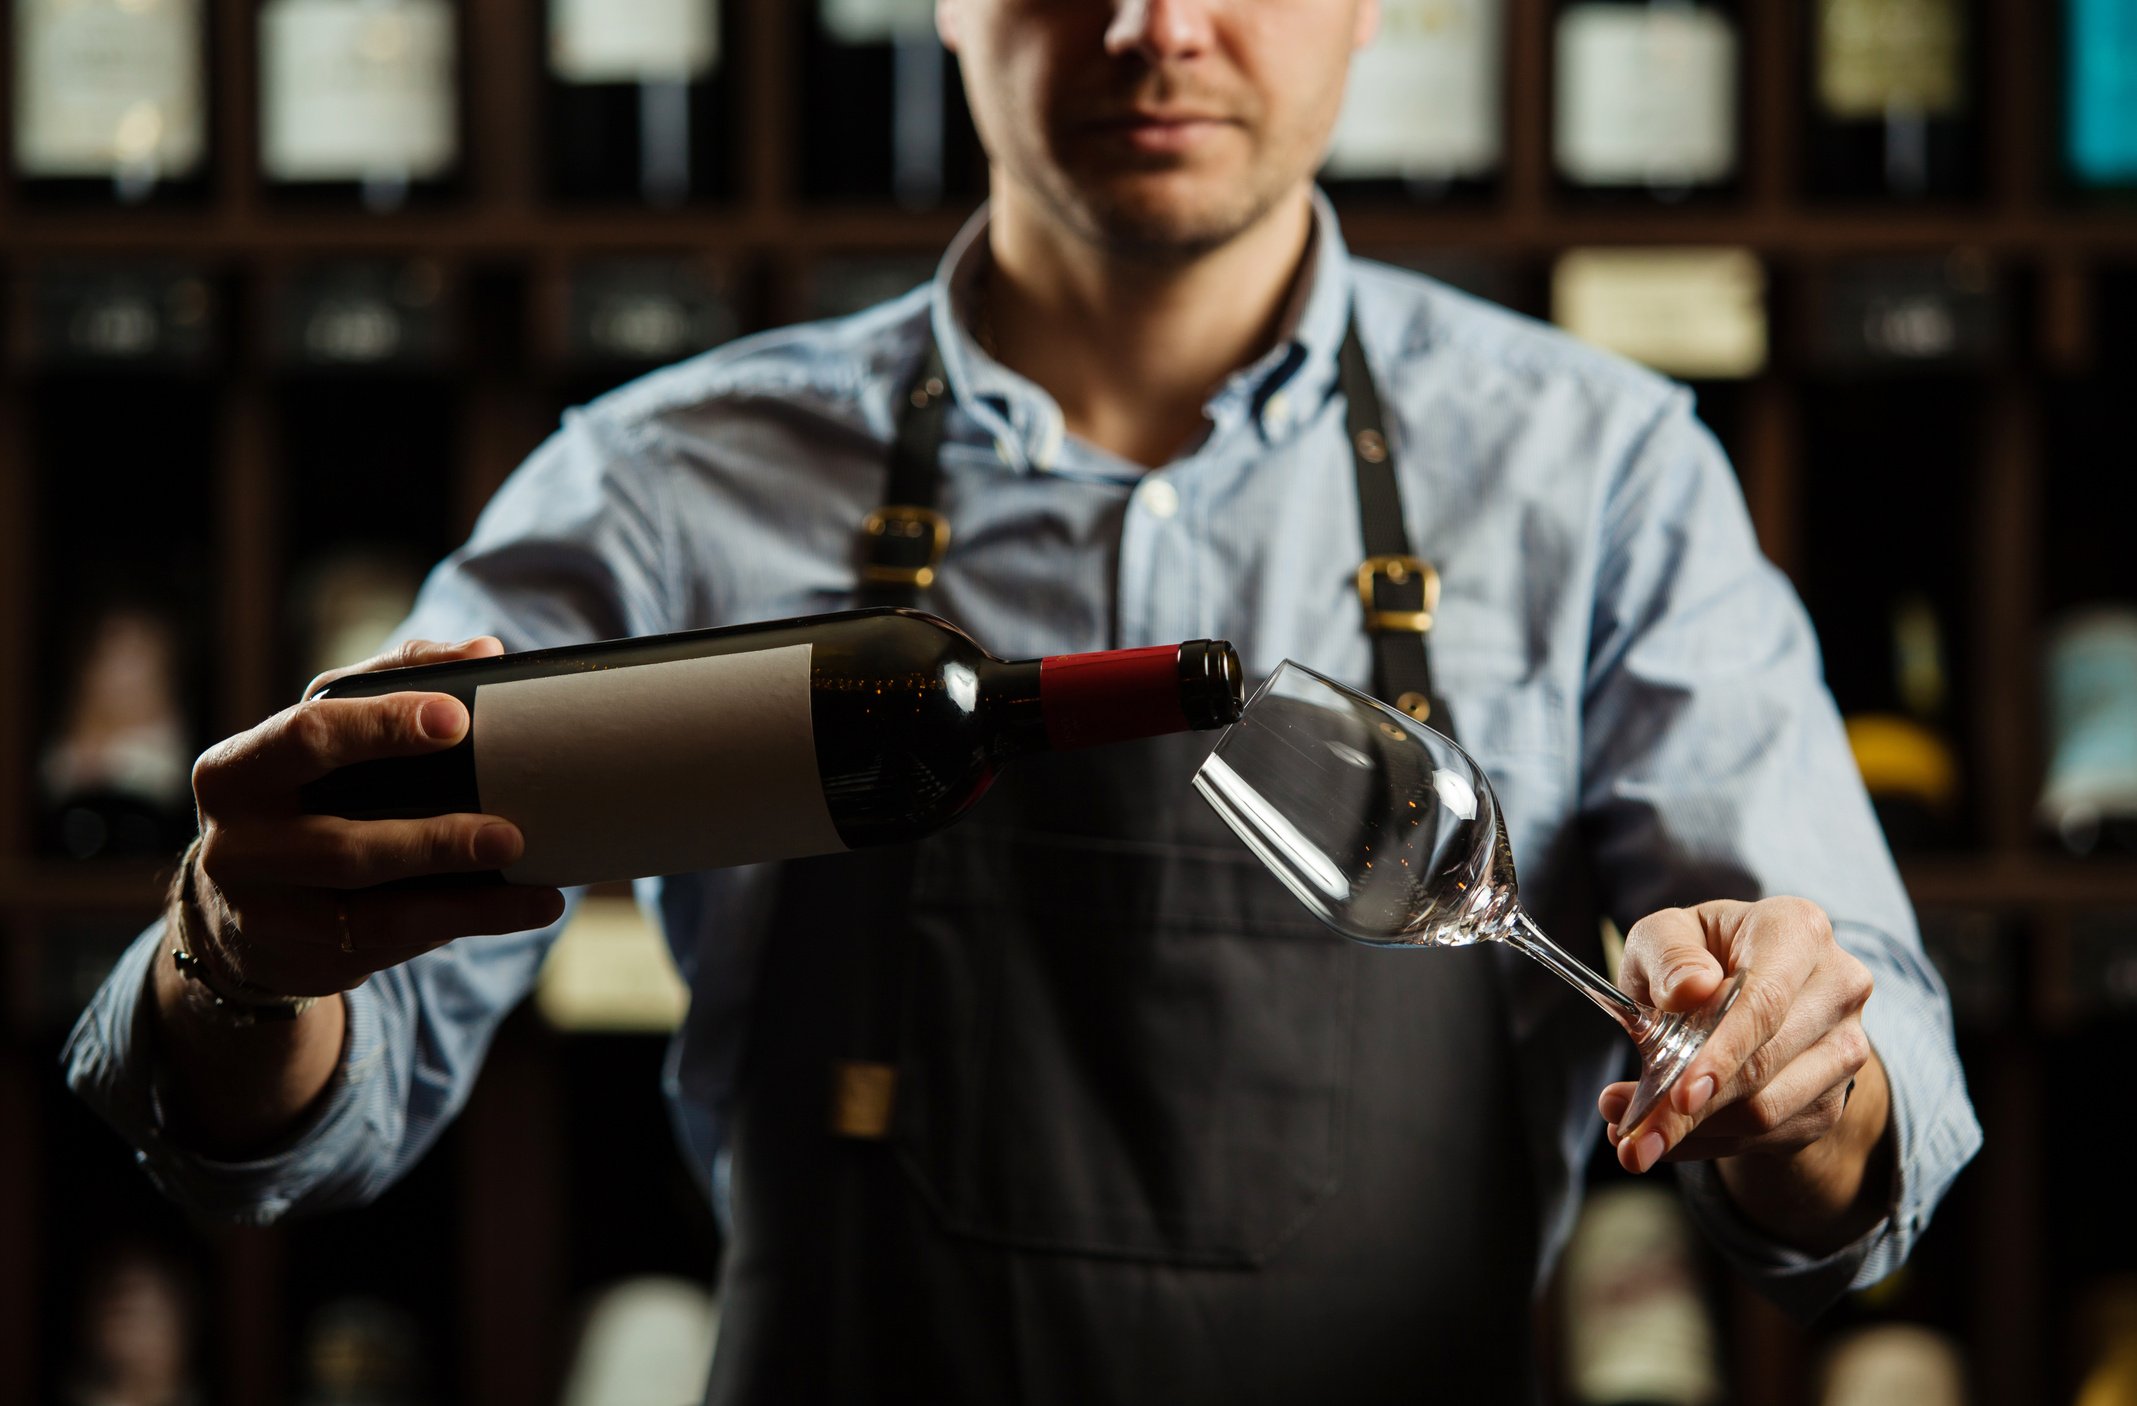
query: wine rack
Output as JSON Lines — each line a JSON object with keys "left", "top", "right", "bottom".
{"left": 2, "top": 0, "right": 2133, "bottom": 1401}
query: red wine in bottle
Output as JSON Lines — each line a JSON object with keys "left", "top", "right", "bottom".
{"left": 300, "top": 608, "right": 1245, "bottom": 887}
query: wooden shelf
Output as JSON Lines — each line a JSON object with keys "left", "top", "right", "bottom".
{"left": 0, "top": 203, "right": 2131, "bottom": 260}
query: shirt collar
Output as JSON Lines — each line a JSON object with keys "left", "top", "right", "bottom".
{"left": 927, "top": 187, "right": 1355, "bottom": 475}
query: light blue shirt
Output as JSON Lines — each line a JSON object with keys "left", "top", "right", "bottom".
{"left": 66, "top": 195, "right": 1981, "bottom": 1319}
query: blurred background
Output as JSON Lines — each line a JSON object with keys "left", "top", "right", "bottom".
{"left": 1, "top": 0, "right": 2133, "bottom": 1401}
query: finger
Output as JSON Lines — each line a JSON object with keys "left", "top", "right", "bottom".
{"left": 1671, "top": 909, "right": 1864, "bottom": 1123}
{"left": 1619, "top": 904, "right": 1735, "bottom": 1009}
{"left": 238, "top": 886, "right": 566, "bottom": 995}
{"left": 306, "top": 635, "right": 504, "bottom": 701}
{"left": 1664, "top": 1024, "right": 1871, "bottom": 1156}
{"left": 341, "top": 883, "right": 568, "bottom": 951}
{"left": 206, "top": 814, "right": 524, "bottom": 890}
{"left": 197, "top": 692, "right": 471, "bottom": 805}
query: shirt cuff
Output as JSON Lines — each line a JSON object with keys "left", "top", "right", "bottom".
{"left": 61, "top": 922, "right": 395, "bottom": 1225}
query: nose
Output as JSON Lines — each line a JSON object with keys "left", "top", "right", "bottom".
{"left": 1105, "top": 0, "right": 1216, "bottom": 63}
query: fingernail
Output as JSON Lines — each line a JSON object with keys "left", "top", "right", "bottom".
{"left": 420, "top": 698, "right": 466, "bottom": 740}
{"left": 1683, "top": 1074, "right": 1717, "bottom": 1117}
{"left": 474, "top": 823, "right": 521, "bottom": 867}
{"left": 1633, "top": 1130, "right": 1666, "bottom": 1174}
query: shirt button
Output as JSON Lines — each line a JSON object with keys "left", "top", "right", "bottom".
{"left": 1136, "top": 478, "right": 1180, "bottom": 519}
{"left": 1263, "top": 391, "right": 1292, "bottom": 433}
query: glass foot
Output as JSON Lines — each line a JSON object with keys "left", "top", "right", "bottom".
{"left": 1620, "top": 970, "right": 1748, "bottom": 1135}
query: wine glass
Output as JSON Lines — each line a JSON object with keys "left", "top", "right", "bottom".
{"left": 1192, "top": 660, "right": 1745, "bottom": 1135}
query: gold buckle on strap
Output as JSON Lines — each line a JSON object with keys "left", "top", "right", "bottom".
{"left": 860, "top": 505, "right": 951, "bottom": 591}
{"left": 1356, "top": 555, "right": 1440, "bottom": 634}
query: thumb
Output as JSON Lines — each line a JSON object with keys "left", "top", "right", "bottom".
{"left": 1619, "top": 906, "right": 1728, "bottom": 1011}
{"left": 306, "top": 635, "right": 505, "bottom": 700}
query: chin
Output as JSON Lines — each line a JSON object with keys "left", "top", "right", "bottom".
{"left": 1058, "top": 169, "right": 1272, "bottom": 257}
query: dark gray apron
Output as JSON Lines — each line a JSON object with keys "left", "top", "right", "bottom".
{"left": 705, "top": 321, "right": 1543, "bottom": 1403}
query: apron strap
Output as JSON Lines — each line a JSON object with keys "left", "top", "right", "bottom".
{"left": 859, "top": 339, "right": 953, "bottom": 609}
{"left": 1339, "top": 321, "right": 1454, "bottom": 733}
{"left": 859, "top": 316, "right": 1455, "bottom": 733}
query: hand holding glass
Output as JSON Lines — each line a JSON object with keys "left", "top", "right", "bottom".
{"left": 1193, "top": 662, "right": 1744, "bottom": 1134}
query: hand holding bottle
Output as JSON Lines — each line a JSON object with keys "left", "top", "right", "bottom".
{"left": 181, "top": 635, "right": 565, "bottom": 1002}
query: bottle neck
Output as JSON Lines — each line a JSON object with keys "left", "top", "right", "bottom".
{"left": 987, "top": 645, "right": 1211, "bottom": 757}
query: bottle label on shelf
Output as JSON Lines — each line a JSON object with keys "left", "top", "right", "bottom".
{"left": 820, "top": 0, "right": 937, "bottom": 44}
{"left": 550, "top": 0, "right": 718, "bottom": 84}
{"left": 474, "top": 644, "right": 846, "bottom": 887}
{"left": 12, "top": 0, "right": 207, "bottom": 180}
{"left": 2070, "top": 0, "right": 2137, "bottom": 187}
{"left": 259, "top": 0, "right": 458, "bottom": 182}
{"left": 1817, "top": 0, "right": 1966, "bottom": 120}
{"left": 1552, "top": 247, "right": 1768, "bottom": 379}
{"left": 1324, "top": 0, "right": 1502, "bottom": 181}
{"left": 1554, "top": 4, "right": 1739, "bottom": 187}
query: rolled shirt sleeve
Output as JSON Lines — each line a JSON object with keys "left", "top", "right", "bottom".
{"left": 1578, "top": 390, "right": 1984, "bottom": 1317}
{"left": 63, "top": 403, "right": 679, "bottom": 1223}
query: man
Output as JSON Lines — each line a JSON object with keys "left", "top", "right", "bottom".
{"left": 69, "top": 0, "right": 1980, "bottom": 1398}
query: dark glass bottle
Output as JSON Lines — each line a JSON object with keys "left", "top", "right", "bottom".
{"left": 798, "top": 0, "right": 985, "bottom": 207}
{"left": 544, "top": 0, "right": 732, "bottom": 206}
{"left": 1804, "top": 0, "right": 1979, "bottom": 201}
{"left": 257, "top": 0, "right": 463, "bottom": 211}
{"left": 302, "top": 609, "right": 1245, "bottom": 887}
{"left": 9, "top": 0, "right": 212, "bottom": 206}
{"left": 1320, "top": 0, "right": 1503, "bottom": 206}
{"left": 1552, "top": 0, "right": 1743, "bottom": 203}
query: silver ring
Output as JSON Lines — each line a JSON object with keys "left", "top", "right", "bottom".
{"left": 335, "top": 895, "right": 354, "bottom": 955}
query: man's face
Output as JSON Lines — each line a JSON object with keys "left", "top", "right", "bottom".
{"left": 941, "top": 0, "right": 1376, "bottom": 259}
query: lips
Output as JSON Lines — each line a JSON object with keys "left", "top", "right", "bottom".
{"left": 1080, "top": 110, "right": 1236, "bottom": 155}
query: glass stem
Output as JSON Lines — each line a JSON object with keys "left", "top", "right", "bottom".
{"left": 1503, "top": 904, "right": 1648, "bottom": 1039}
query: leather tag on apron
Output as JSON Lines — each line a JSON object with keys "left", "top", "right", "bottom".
{"left": 829, "top": 1059, "right": 899, "bottom": 1139}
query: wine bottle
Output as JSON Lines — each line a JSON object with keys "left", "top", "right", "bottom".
{"left": 10, "top": 0, "right": 211, "bottom": 206}
{"left": 1554, "top": 0, "right": 1742, "bottom": 202}
{"left": 258, "top": 0, "right": 461, "bottom": 211}
{"left": 301, "top": 609, "right": 1245, "bottom": 888}
{"left": 2037, "top": 608, "right": 2137, "bottom": 859}
{"left": 2067, "top": 0, "right": 2137, "bottom": 192}
{"left": 802, "top": 0, "right": 984, "bottom": 206}
{"left": 545, "top": 0, "right": 729, "bottom": 206}
{"left": 1806, "top": 0, "right": 1977, "bottom": 201}
{"left": 1321, "top": 0, "right": 1503, "bottom": 203}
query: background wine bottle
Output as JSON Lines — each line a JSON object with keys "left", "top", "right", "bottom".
{"left": 23, "top": 264, "right": 221, "bottom": 862}
{"left": 257, "top": 0, "right": 462, "bottom": 210}
{"left": 801, "top": 0, "right": 985, "bottom": 207}
{"left": 1320, "top": 0, "right": 1503, "bottom": 204}
{"left": 9, "top": 0, "right": 211, "bottom": 207}
{"left": 2066, "top": 0, "right": 2137, "bottom": 192}
{"left": 544, "top": 0, "right": 730, "bottom": 206}
{"left": 1553, "top": 0, "right": 1742, "bottom": 203}
{"left": 301, "top": 609, "right": 1244, "bottom": 888}
{"left": 1805, "top": 0, "right": 1979, "bottom": 201}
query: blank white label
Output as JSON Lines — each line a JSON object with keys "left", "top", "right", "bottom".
{"left": 820, "top": 0, "right": 936, "bottom": 44}
{"left": 14, "top": 0, "right": 207, "bottom": 179}
{"left": 551, "top": 0, "right": 719, "bottom": 83}
{"left": 1326, "top": 0, "right": 1502, "bottom": 180}
{"left": 1555, "top": 4, "right": 1738, "bottom": 187}
{"left": 475, "top": 644, "right": 847, "bottom": 888}
{"left": 260, "top": 0, "right": 458, "bottom": 181}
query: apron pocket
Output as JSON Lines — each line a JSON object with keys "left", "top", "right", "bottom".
{"left": 892, "top": 825, "right": 1356, "bottom": 1267}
